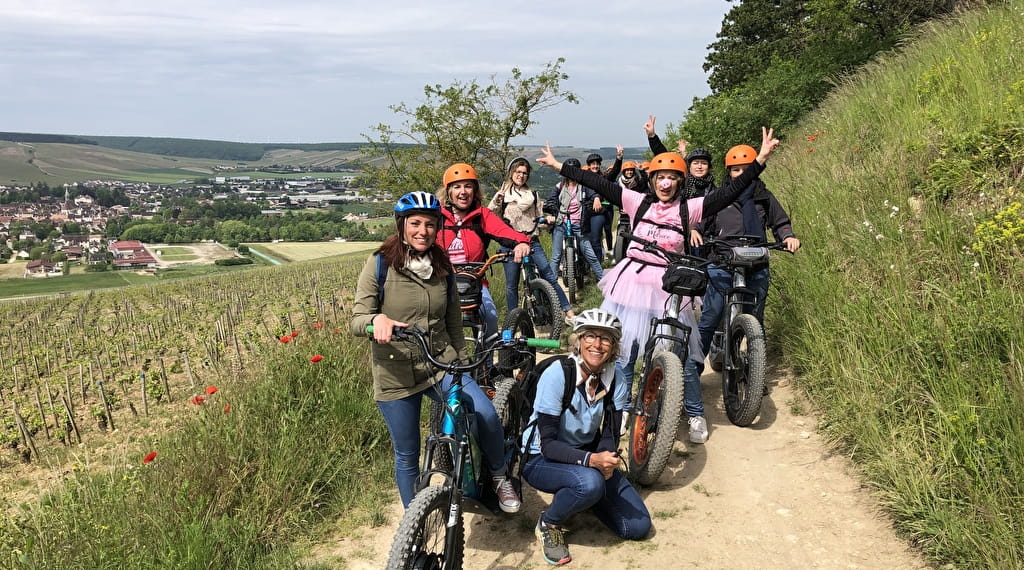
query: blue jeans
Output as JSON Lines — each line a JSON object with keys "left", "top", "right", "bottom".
{"left": 697, "top": 265, "right": 770, "bottom": 354}
{"left": 617, "top": 339, "right": 705, "bottom": 417}
{"left": 501, "top": 240, "right": 571, "bottom": 312}
{"left": 523, "top": 455, "right": 651, "bottom": 540}
{"left": 589, "top": 211, "right": 608, "bottom": 259}
{"left": 550, "top": 223, "right": 604, "bottom": 282}
{"left": 376, "top": 373, "right": 507, "bottom": 508}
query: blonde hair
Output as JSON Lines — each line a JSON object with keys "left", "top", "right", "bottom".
{"left": 437, "top": 179, "right": 485, "bottom": 210}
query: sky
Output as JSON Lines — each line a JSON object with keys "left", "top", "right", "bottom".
{"left": 0, "top": 0, "right": 731, "bottom": 148}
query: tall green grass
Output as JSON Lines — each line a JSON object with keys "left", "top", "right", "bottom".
{"left": 0, "top": 289, "right": 393, "bottom": 568}
{"left": 766, "top": 2, "right": 1024, "bottom": 566}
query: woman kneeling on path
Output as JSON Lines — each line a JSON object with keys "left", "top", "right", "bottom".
{"left": 521, "top": 309, "right": 650, "bottom": 566}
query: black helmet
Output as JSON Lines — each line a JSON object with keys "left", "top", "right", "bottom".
{"left": 586, "top": 153, "right": 603, "bottom": 165}
{"left": 685, "top": 148, "right": 713, "bottom": 165}
{"left": 564, "top": 158, "right": 582, "bottom": 169}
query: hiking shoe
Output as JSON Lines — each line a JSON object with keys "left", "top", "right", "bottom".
{"left": 536, "top": 513, "right": 571, "bottom": 565}
{"left": 688, "top": 415, "right": 709, "bottom": 444}
{"left": 492, "top": 476, "right": 521, "bottom": 513}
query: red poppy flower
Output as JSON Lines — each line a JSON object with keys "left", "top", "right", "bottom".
{"left": 191, "top": 395, "right": 206, "bottom": 405}
{"left": 310, "top": 354, "right": 323, "bottom": 363}
{"left": 805, "top": 134, "right": 818, "bottom": 142}
{"left": 292, "top": 330, "right": 300, "bottom": 337}
{"left": 807, "top": 148, "right": 814, "bottom": 153}
{"left": 313, "top": 322, "right": 324, "bottom": 329}
{"left": 332, "top": 328, "right": 341, "bottom": 334}
{"left": 223, "top": 404, "right": 232, "bottom": 414}
{"left": 143, "top": 451, "right": 158, "bottom": 465}
{"left": 280, "top": 335, "right": 292, "bottom": 343}
{"left": 205, "top": 385, "right": 219, "bottom": 395}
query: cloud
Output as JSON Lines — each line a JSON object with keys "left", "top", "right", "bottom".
{"left": 0, "top": 0, "right": 728, "bottom": 146}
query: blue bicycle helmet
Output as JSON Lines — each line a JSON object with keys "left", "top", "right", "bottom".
{"left": 394, "top": 191, "right": 442, "bottom": 220}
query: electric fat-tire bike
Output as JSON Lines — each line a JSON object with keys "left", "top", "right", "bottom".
{"left": 502, "top": 219, "right": 564, "bottom": 341}
{"left": 369, "top": 324, "right": 559, "bottom": 570}
{"left": 622, "top": 234, "right": 710, "bottom": 486}
{"left": 554, "top": 208, "right": 588, "bottom": 305}
{"left": 703, "top": 235, "right": 790, "bottom": 427}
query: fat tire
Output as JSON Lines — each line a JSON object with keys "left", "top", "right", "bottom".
{"left": 722, "top": 314, "right": 767, "bottom": 427}
{"left": 490, "top": 376, "right": 527, "bottom": 479}
{"left": 385, "top": 484, "right": 464, "bottom": 570}
{"left": 563, "top": 245, "right": 577, "bottom": 305}
{"left": 427, "top": 401, "right": 455, "bottom": 476}
{"left": 627, "top": 350, "right": 685, "bottom": 486}
{"left": 526, "top": 277, "right": 564, "bottom": 340}
{"left": 612, "top": 231, "right": 627, "bottom": 264}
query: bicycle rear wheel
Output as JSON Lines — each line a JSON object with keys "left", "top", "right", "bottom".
{"left": 526, "top": 277, "right": 564, "bottom": 340}
{"left": 627, "top": 350, "right": 684, "bottom": 486}
{"left": 722, "top": 314, "right": 767, "bottom": 427}
{"left": 385, "top": 484, "right": 464, "bottom": 570}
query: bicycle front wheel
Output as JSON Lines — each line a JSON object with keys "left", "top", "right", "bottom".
{"left": 722, "top": 314, "right": 767, "bottom": 427}
{"left": 563, "top": 245, "right": 577, "bottom": 304}
{"left": 627, "top": 350, "right": 684, "bottom": 486}
{"left": 526, "top": 277, "right": 564, "bottom": 340}
{"left": 385, "top": 484, "right": 464, "bottom": 570}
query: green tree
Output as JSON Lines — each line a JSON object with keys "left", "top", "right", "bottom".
{"left": 361, "top": 58, "right": 578, "bottom": 194}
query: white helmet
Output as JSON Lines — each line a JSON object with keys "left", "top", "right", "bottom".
{"left": 573, "top": 308, "right": 622, "bottom": 341}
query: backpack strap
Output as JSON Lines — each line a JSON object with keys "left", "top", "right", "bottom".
{"left": 630, "top": 195, "right": 691, "bottom": 236}
{"left": 376, "top": 252, "right": 456, "bottom": 308}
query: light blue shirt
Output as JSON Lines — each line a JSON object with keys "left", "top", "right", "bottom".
{"left": 521, "top": 354, "right": 628, "bottom": 456}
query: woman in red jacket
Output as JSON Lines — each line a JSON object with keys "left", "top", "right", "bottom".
{"left": 437, "top": 162, "right": 531, "bottom": 339}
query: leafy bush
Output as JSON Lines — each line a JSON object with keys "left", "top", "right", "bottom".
{"left": 214, "top": 257, "right": 254, "bottom": 266}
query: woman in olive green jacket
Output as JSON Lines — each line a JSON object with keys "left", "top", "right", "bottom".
{"left": 350, "top": 191, "right": 520, "bottom": 513}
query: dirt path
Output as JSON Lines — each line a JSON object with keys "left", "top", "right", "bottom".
{"left": 315, "top": 366, "right": 928, "bottom": 569}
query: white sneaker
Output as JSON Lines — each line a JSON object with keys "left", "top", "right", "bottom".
{"left": 688, "top": 416, "right": 709, "bottom": 444}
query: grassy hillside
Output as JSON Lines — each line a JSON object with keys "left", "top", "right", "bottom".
{"left": 766, "top": 1, "right": 1024, "bottom": 565}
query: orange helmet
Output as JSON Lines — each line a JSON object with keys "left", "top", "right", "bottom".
{"left": 724, "top": 145, "right": 757, "bottom": 167}
{"left": 640, "top": 161, "right": 651, "bottom": 171}
{"left": 648, "top": 152, "right": 687, "bottom": 176}
{"left": 622, "top": 160, "right": 637, "bottom": 170}
{"left": 443, "top": 163, "right": 478, "bottom": 187}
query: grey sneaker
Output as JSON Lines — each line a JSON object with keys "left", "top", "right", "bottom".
{"left": 688, "top": 415, "right": 709, "bottom": 444}
{"left": 493, "top": 476, "right": 521, "bottom": 513}
{"left": 536, "top": 513, "right": 571, "bottom": 565}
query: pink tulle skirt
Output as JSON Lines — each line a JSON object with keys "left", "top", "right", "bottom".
{"left": 599, "top": 259, "right": 703, "bottom": 364}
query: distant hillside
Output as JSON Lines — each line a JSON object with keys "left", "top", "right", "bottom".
{"left": 0, "top": 132, "right": 647, "bottom": 187}
{"left": 0, "top": 132, "right": 369, "bottom": 162}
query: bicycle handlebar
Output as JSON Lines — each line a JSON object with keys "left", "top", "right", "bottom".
{"left": 626, "top": 233, "right": 710, "bottom": 266}
{"left": 365, "top": 325, "right": 560, "bottom": 374}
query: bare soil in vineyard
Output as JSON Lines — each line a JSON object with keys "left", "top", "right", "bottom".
{"left": 150, "top": 242, "right": 238, "bottom": 266}
{"left": 311, "top": 366, "right": 928, "bottom": 569}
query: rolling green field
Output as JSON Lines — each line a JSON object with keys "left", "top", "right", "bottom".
{"left": 246, "top": 241, "right": 380, "bottom": 262}
{"left": 0, "top": 263, "right": 263, "bottom": 299}
{"left": 0, "top": 141, "right": 368, "bottom": 186}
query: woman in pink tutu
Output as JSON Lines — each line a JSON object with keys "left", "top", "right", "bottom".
{"left": 536, "top": 125, "right": 780, "bottom": 444}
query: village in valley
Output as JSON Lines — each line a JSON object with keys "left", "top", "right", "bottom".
{"left": 0, "top": 173, "right": 388, "bottom": 279}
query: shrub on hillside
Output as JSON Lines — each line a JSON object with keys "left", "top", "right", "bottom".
{"left": 215, "top": 257, "right": 254, "bottom": 266}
